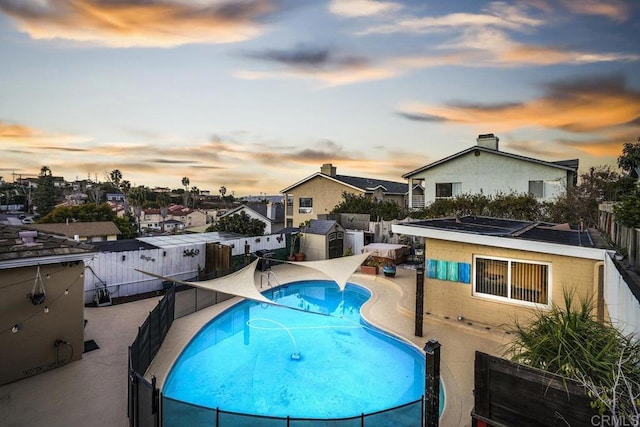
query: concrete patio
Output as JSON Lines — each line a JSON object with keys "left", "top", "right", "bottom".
{"left": 0, "top": 262, "right": 510, "bottom": 427}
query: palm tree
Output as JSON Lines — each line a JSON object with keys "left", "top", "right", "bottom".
{"left": 181, "top": 177, "right": 190, "bottom": 206}
{"left": 109, "top": 169, "right": 122, "bottom": 190}
{"left": 190, "top": 186, "right": 199, "bottom": 209}
{"left": 128, "top": 186, "right": 146, "bottom": 235}
{"left": 156, "top": 192, "right": 171, "bottom": 233}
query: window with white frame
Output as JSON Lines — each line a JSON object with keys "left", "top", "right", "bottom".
{"left": 435, "top": 182, "right": 461, "bottom": 199}
{"left": 298, "top": 197, "right": 313, "bottom": 213}
{"left": 529, "top": 180, "right": 562, "bottom": 199}
{"left": 474, "top": 256, "right": 550, "bottom": 305}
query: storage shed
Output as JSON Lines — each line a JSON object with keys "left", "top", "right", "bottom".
{"left": 300, "top": 219, "right": 346, "bottom": 261}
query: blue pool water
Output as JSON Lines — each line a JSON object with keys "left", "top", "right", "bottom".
{"left": 163, "top": 280, "right": 440, "bottom": 420}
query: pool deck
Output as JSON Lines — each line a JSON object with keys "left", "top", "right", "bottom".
{"left": 0, "top": 263, "right": 510, "bottom": 427}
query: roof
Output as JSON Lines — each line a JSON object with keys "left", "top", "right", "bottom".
{"left": 0, "top": 224, "right": 96, "bottom": 263}
{"left": 281, "top": 172, "right": 406, "bottom": 194}
{"left": 28, "top": 221, "right": 122, "bottom": 239}
{"left": 398, "top": 215, "right": 598, "bottom": 248}
{"left": 220, "top": 203, "right": 285, "bottom": 222}
{"left": 402, "top": 146, "right": 579, "bottom": 178}
{"left": 305, "top": 219, "right": 343, "bottom": 235}
{"left": 91, "top": 239, "right": 159, "bottom": 252}
{"left": 137, "top": 231, "right": 244, "bottom": 249}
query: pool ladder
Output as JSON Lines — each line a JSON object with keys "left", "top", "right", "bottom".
{"left": 259, "top": 271, "right": 280, "bottom": 289}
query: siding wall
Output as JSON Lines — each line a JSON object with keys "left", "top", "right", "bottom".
{"left": 424, "top": 239, "right": 599, "bottom": 328}
{"left": 83, "top": 234, "right": 287, "bottom": 303}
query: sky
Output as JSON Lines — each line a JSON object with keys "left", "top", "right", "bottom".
{"left": 0, "top": 0, "right": 639, "bottom": 197}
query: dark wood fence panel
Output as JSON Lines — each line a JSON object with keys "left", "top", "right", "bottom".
{"left": 473, "top": 352, "right": 599, "bottom": 427}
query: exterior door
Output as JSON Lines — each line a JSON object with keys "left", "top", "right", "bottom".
{"left": 328, "top": 231, "right": 344, "bottom": 259}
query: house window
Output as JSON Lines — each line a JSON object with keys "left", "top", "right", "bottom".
{"left": 529, "top": 180, "right": 562, "bottom": 199}
{"left": 474, "top": 256, "right": 550, "bottom": 305}
{"left": 299, "top": 197, "right": 313, "bottom": 214}
{"left": 435, "top": 182, "right": 461, "bottom": 199}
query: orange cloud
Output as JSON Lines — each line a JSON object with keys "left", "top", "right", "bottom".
{"left": 399, "top": 75, "right": 640, "bottom": 133}
{"left": 0, "top": 0, "right": 275, "bottom": 48}
{"left": 559, "top": 0, "right": 631, "bottom": 21}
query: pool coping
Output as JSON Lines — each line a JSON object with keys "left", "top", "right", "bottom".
{"left": 144, "top": 263, "right": 509, "bottom": 426}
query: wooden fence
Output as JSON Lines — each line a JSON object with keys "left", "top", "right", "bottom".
{"left": 472, "top": 352, "right": 598, "bottom": 427}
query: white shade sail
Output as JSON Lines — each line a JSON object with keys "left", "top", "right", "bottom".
{"left": 288, "top": 252, "right": 370, "bottom": 291}
{"left": 137, "top": 253, "right": 370, "bottom": 304}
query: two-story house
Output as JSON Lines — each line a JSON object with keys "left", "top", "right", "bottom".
{"left": 218, "top": 202, "right": 285, "bottom": 234}
{"left": 281, "top": 164, "right": 407, "bottom": 228}
{"left": 403, "top": 134, "right": 578, "bottom": 209}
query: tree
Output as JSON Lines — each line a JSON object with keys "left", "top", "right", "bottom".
{"left": 156, "top": 192, "right": 171, "bottom": 232}
{"left": 39, "top": 203, "right": 115, "bottom": 223}
{"left": 128, "top": 186, "right": 146, "bottom": 235}
{"left": 190, "top": 186, "right": 199, "bottom": 209}
{"left": 33, "top": 166, "right": 58, "bottom": 217}
{"left": 207, "top": 211, "right": 266, "bottom": 235}
{"left": 109, "top": 169, "right": 123, "bottom": 190}
{"left": 330, "top": 192, "right": 407, "bottom": 221}
{"left": 506, "top": 290, "right": 640, "bottom": 425}
{"left": 181, "top": 177, "right": 190, "bottom": 206}
{"left": 617, "top": 137, "right": 640, "bottom": 177}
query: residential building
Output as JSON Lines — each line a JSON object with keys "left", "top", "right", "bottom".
{"left": 281, "top": 164, "right": 407, "bottom": 228}
{"left": 218, "top": 202, "right": 285, "bottom": 234}
{"left": 392, "top": 216, "right": 611, "bottom": 328}
{"left": 140, "top": 205, "right": 208, "bottom": 232}
{"left": 0, "top": 224, "right": 96, "bottom": 385}
{"left": 28, "top": 221, "right": 121, "bottom": 243}
{"left": 403, "top": 134, "right": 578, "bottom": 209}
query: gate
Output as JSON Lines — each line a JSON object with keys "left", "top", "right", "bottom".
{"left": 205, "top": 243, "right": 232, "bottom": 275}
{"left": 328, "top": 231, "right": 344, "bottom": 259}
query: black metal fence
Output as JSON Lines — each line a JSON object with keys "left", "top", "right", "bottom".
{"left": 162, "top": 395, "right": 425, "bottom": 427}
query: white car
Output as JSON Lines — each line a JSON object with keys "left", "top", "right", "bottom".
{"left": 22, "top": 217, "right": 34, "bottom": 224}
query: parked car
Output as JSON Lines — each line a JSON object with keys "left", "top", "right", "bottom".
{"left": 22, "top": 217, "right": 34, "bottom": 224}
{"left": 18, "top": 214, "right": 26, "bottom": 219}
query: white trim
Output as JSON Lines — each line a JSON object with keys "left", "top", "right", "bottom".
{"left": 391, "top": 223, "right": 611, "bottom": 261}
{"left": 472, "top": 254, "right": 552, "bottom": 308}
{"left": 0, "top": 253, "right": 95, "bottom": 270}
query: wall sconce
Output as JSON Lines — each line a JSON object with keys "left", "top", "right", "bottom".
{"left": 44, "top": 306, "right": 49, "bottom": 314}
{"left": 121, "top": 255, "right": 126, "bottom": 261}
{"left": 11, "top": 323, "right": 22, "bottom": 333}
{"left": 163, "top": 251, "right": 167, "bottom": 257}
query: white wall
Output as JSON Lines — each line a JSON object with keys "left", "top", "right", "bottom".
{"left": 413, "top": 150, "right": 568, "bottom": 205}
{"left": 604, "top": 255, "right": 640, "bottom": 338}
{"left": 82, "top": 234, "right": 288, "bottom": 303}
{"left": 345, "top": 230, "right": 365, "bottom": 256}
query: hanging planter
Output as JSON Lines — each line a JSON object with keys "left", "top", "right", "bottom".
{"left": 28, "top": 265, "right": 46, "bottom": 305}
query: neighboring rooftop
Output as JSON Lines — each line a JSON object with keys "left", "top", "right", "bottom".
{"left": 137, "top": 231, "right": 245, "bottom": 248}
{"left": 401, "top": 216, "right": 601, "bottom": 248}
{"left": 91, "top": 239, "right": 159, "bottom": 252}
{"left": 28, "top": 221, "right": 122, "bottom": 239}
{"left": 0, "top": 224, "right": 96, "bottom": 262}
{"left": 281, "top": 163, "right": 407, "bottom": 194}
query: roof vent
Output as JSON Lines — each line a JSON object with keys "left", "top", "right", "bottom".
{"left": 476, "top": 133, "right": 499, "bottom": 150}
{"left": 18, "top": 230, "right": 39, "bottom": 246}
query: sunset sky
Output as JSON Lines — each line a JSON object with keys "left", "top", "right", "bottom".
{"left": 1, "top": 0, "right": 639, "bottom": 196}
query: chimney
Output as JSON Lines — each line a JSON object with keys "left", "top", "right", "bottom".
{"left": 320, "top": 163, "right": 337, "bottom": 177}
{"left": 266, "top": 202, "right": 275, "bottom": 220}
{"left": 476, "top": 133, "right": 499, "bottom": 150}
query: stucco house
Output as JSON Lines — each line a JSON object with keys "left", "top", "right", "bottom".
{"left": 403, "top": 134, "right": 579, "bottom": 209}
{"left": 281, "top": 163, "right": 407, "bottom": 229}
{"left": 140, "top": 205, "right": 208, "bottom": 232}
{"left": 218, "top": 202, "right": 285, "bottom": 235}
{"left": 0, "top": 224, "right": 96, "bottom": 385}
{"left": 392, "top": 216, "right": 612, "bottom": 329}
{"left": 29, "top": 221, "right": 121, "bottom": 243}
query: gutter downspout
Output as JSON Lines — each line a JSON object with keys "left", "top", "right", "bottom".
{"left": 594, "top": 260, "right": 605, "bottom": 322}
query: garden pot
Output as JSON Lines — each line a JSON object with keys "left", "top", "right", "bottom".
{"left": 29, "top": 292, "right": 46, "bottom": 305}
{"left": 294, "top": 253, "right": 305, "bottom": 261}
{"left": 360, "top": 265, "right": 378, "bottom": 275}
{"left": 382, "top": 266, "right": 397, "bottom": 277}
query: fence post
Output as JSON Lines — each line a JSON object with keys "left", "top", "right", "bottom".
{"left": 424, "top": 339, "right": 441, "bottom": 427}
{"left": 415, "top": 264, "right": 425, "bottom": 337}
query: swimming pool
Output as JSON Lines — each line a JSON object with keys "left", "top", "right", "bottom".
{"left": 163, "top": 280, "right": 440, "bottom": 424}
